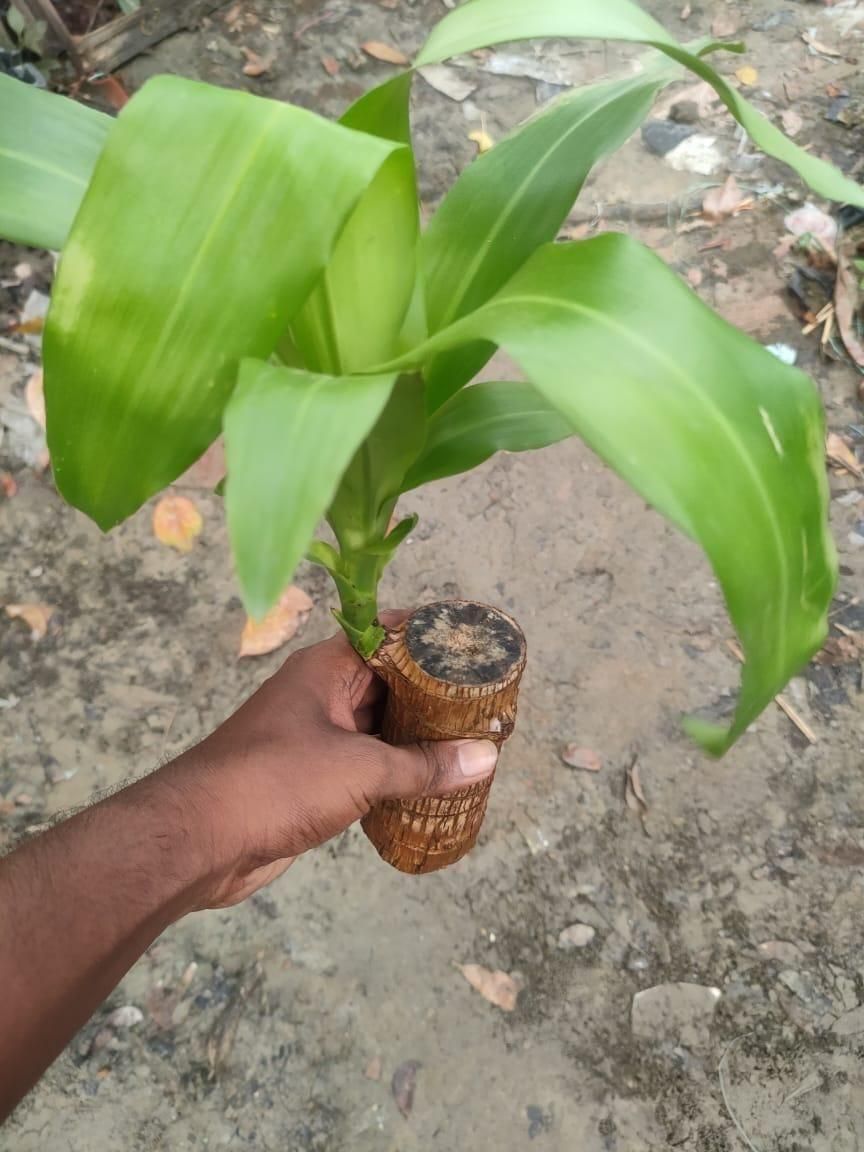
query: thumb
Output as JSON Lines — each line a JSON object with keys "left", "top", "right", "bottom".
{"left": 377, "top": 738, "right": 498, "bottom": 802}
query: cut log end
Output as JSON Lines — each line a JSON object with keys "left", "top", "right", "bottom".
{"left": 405, "top": 600, "right": 525, "bottom": 687}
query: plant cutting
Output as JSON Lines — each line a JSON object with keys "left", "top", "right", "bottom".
{"left": 0, "top": 0, "right": 852, "bottom": 873}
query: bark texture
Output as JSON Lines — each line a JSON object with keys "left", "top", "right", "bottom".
{"left": 362, "top": 601, "right": 526, "bottom": 874}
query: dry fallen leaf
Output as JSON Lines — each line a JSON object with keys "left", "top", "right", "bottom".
{"left": 457, "top": 963, "right": 520, "bottom": 1011}
{"left": 321, "top": 54, "right": 340, "bottom": 76}
{"left": 680, "top": 2, "right": 691, "bottom": 18}
{"left": 0, "top": 472, "right": 17, "bottom": 498}
{"left": 468, "top": 129, "right": 494, "bottom": 153}
{"left": 223, "top": 2, "right": 243, "bottom": 26}
{"left": 419, "top": 63, "right": 477, "bottom": 102}
{"left": 152, "top": 495, "right": 203, "bottom": 552}
{"left": 361, "top": 40, "right": 409, "bottom": 65}
{"left": 702, "top": 175, "right": 751, "bottom": 222}
{"left": 391, "top": 1060, "right": 421, "bottom": 1117}
{"left": 802, "top": 30, "right": 841, "bottom": 58}
{"left": 814, "top": 632, "right": 864, "bottom": 666}
{"left": 560, "top": 744, "right": 602, "bottom": 772}
{"left": 826, "top": 432, "right": 864, "bottom": 479}
{"left": 239, "top": 586, "right": 314, "bottom": 658}
{"left": 5, "top": 602, "right": 55, "bottom": 641}
{"left": 781, "top": 108, "right": 803, "bottom": 137}
{"left": 833, "top": 248, "right": 864, "bottom": 371}
{"left": 25, "top": 368, "right": 46, "bottom": 428}
{"left": 364, "top": 1055, "right": 383, "bottom": 1081}
{"left": 735, "top": 65, "right": 758, "bottom": 87}
{"left": 624, "top": 754, "right": 649, "bottom": 829}
{"left": 686, "top": 266, "right": 703, "bottom": 288}
{"left": 241, "top": 47, "right": 276, "bottom": 76}
{"left": 784, "top": 202, "right": 837, "bottom": 258}
{"left": 10, "top": 315, "right": 44, "bottom": 335}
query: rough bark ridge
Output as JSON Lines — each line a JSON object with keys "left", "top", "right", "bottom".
{"left": 362, "top": 601, "right": 526, "bottom": 874}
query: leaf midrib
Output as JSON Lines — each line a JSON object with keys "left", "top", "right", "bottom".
{"left": 480, "top": 291, "right": 791, "bottom": 679}
{"left": 428, "top": 75, "right": 658, "bottom": 332}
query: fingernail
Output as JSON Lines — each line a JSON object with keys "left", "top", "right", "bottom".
{"left": 455, "top": 739, "right": 498, "bottom": 779}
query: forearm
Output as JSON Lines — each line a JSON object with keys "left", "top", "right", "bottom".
{"left": 0, "top": 758, "right": 221, "bottom": 1121}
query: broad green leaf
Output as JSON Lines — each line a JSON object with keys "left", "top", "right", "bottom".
{"left": 224, "top": 360, "right": 397, "bottom": 616}
{"left": 416, "top": 0, "right": 864, "bottom": 209}
{"left": 328, "top": 373, "right": 427, "bottom": 550}
{"left": 393, "top": 234, "right": 836, "bottom": 754}
{"left": 0, "top": 74, "right": 109, "bottom": 249}
{"left": 403, "top": 381, "right": 572, "bottom": 490}
{"left": 421, "top": 66, "right": 674, "bottom": 408}
{"left": 292, "top": 73, "right": 420, "bottom": 374}
{"left": 44, "top": 75, "right": 397, "bottom": 529}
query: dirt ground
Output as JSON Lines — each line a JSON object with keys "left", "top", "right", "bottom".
{"left": 3, "top": 0, "right": 864, "bottom": 1148}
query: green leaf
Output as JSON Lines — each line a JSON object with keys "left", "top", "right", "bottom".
{"left": 421, "top": 65, "right": 674, "bottom": 408}
{"left": 292, "top": 73, "right": 420, "bottom": 374}
{"left": 416, "top": 0, "right": 864, "bottom": 210}
{"left": 224, "top": 360, "right": 397, "bottom": 616}
{"left": 328, "top": 373, "right": 427, "bottom": 549}
{"left": 394, "top": 234, "right": 836, "bottom": 754}
{"left": 403, "top": 381, "right": 572, "bottom": 489}
{"left": 0, "top": 74, "right": 110, "bottom": 250}
{"left": 44, "top": 75, "right": 397, "bottom": 529}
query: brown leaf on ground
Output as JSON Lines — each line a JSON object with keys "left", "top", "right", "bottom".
{"left": 321, "top": 55, "right": 340, "bottom": 75}
{"left": 391, "top": 1060, "right": 421, "bottom": 1117}
{"left": 9, "top": 316, "right": 44, "bottom": 335}
{"left": 826, "top": 432, "right": 864, "bottom": 479}
{"left": 680, "top": 2, "right": 691, "bottom": 18}
{"left": 457, "top": 963, "right": 520, "bottom": 1011}
{"left": 711, "top": 10, "right": 738, "bottom": 37}
{"left": 624, "top": 754, "right": 649, "bottom": 826}
{"left": 364, "top": 1055, "right": 382, "bottom": 1081}
{"left": 814, "top": 632, "right": 864, "bottom": 666}
{"left": 802, "top": 30, "right": 841, "bottom": 57}
{"left": 241, "top": 47, "right": 276, "bottom": 76}
{"left": 152, "top": 495, "right": 203, "bottom": 552}
{"left": 223, "top": 2, "right": 243, "bottom": 26}
{"left": 702, "top": 175, "right": 751, "bottom": 222}
{"left": 0, "top": 472, "right": 16, "bottom": 498}
{"left": 25, "top": 368, "right": 45, "bottom": 428}
{"left": 560, "top": 745, "right": 602, "bottom": 772}
{"left": 5, "top": 603, "right": 55, "bottom": 641}
{"left": 833, "top": 248, "right": 864, "bottom": 371}
{"left": 239, "top": 586, "right": 314, "bottom": 658}
{"left": 178, "top": 440, "right": 226, "bottom": 489}
{"left": 361, "top": 40, "right": 409, "bottom": 65}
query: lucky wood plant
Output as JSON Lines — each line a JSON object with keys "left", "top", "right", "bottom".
{"left": 1, "top": 0, "right": 854, "bottom": 869}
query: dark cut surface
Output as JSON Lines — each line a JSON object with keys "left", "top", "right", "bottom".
{"left": 405, "top": 601, "right": 525, "bottom": 686}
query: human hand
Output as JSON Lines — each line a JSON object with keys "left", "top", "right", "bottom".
{"left": 166, "top": 614, "right": 498, "bottom": 908}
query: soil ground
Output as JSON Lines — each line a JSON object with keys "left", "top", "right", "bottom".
{"left": 2, "top": 0, "right": 864, "bottom": 1149}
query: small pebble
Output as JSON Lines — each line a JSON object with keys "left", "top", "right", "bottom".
{"left": 107, "top": 1005, "right": 144, "bottom": 1028}
{"left": 557, "top": 923, "right": 596, "bottom": 950}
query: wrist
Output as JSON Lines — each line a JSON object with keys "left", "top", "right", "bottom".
{"left": 118, "top": 753, "right": 242, "bottom": 918}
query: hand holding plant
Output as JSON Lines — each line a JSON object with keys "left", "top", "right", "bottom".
{"left": 1, "top": 0, "right": 850, "bottom": 869}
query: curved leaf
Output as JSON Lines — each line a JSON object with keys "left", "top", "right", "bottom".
{"left": 44, "top": 75, "right": 397, "bottom": 528}
{"left": 421, "top": 65, "right": 674, "bottom": 408}
{"left": 225, "top": 360, "right": 397, "bottom": 616}
{"left": 416, "top": 0, "right": 864, "bottom": 209}
{"left": 0, "top": 74, "right": 109, "bottom": 250}
{"left": 392, "top": 234, "right": 836, "bottom": 754}
{"left": 403, "top": 381, "right": 572, "bottom": 489}
{"left": 292, "top": 73, "right": 419, "bottom": 374}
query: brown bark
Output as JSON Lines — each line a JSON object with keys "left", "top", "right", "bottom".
{"left": 362, "top": 600, "right": 526, "bottom": 874}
